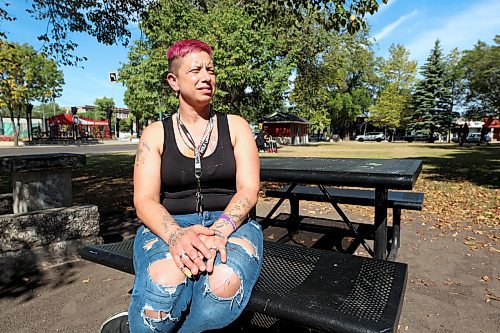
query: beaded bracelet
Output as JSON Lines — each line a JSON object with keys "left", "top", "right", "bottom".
{"left": 219, "top": 214, "right": 237, "bottom": 231}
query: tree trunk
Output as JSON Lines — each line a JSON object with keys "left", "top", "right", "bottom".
{"left": 8, "top": 109, "right": 19, "bottom": 146}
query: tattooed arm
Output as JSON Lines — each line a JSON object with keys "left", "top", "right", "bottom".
{"left": 210, "top": 115, "right": 260, "bottom": 238}
{"left": 134, "top": 122, "right": 182, "bottom": 241}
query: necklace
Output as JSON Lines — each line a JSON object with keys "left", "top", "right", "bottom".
{"left": 176, "top": 109, "right": 214, "bottom": 213}
{"left": 177, "top": 112, "right": 212, "bottom": 154}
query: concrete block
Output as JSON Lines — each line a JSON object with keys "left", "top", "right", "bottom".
{"left": 0, "top": 236, "right": 103, "bottom": 285}
{"left": 13, "top": 169, "right": 73, "bottom": 213}
{"left": 0, "top": 205, "right": 100, "bottom": 252}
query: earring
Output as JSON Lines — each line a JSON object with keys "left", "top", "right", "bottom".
{"left": 175, "top": 91, "right": 180, "bottom": 98}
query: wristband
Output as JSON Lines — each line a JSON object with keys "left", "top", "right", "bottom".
{"left": 219, "top": 214, "right": 237, "bottom": 231}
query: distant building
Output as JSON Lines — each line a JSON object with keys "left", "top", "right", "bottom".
{"left": 62, "top": 105, "right": 131, "bottom": 120}
{"left": 454, "top": 117, "right": 499, "bottom": 142}
{"left": 261, "top": 112, "right": 311, "bottom": 145}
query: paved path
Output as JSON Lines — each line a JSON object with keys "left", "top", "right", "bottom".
{"left": 0, "top": 140, "right": 137, "bottom": 156}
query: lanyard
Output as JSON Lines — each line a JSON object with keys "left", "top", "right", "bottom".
{"left": 177, "top": 110, "right": 214, "bottom": 213}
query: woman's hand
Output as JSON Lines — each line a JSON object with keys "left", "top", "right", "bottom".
{"left": 168, "top": 225, "right": 214, "bottom": 277}
{"left": 198, "top": 231, "right": 228, "bottom": 273}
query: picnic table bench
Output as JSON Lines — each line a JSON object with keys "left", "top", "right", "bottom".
{"left": 264, "top": 185, "right": 424, "bottom": 260}
{"left": 80, "top": 238, "right": 407, "bottom": 333}
{"left": 80, "top": 157, "right": 420, "bottom": 332}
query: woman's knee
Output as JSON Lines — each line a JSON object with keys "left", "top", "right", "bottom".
{"left": 208, "top": 264, "right": 241, "bottom": 298}
{"left": 144, "top": 256, "right": 186, "bottom": 320}
{"left": 148, "top": 256, "right": 186, "bottom": 286}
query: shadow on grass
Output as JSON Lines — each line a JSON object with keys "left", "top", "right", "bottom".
{"left": 413, "top": 145, "right": 499, "bottom": 189}
{"left": 72, "top": 154, "right": 136, "bottom": 234}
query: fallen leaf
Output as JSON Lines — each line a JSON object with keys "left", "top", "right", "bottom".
{"left": 485, "top": 289, "right": 500, "bottom": 302}
{"left": 481, "top": 276, "right": 490, "bottom": 282}
{"left": 443, "top": 279, "right": 453, "bottom": 286}
{"left": 82, "top": 278, "right": 90, "bottom": 283}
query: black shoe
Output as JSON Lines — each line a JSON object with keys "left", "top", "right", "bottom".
{"left": 100, "top": 312, "right": 130, "bottom": 333}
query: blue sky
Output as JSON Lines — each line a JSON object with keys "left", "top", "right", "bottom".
{"left": 2, "top": 0, "right": 499, "bottom": 108}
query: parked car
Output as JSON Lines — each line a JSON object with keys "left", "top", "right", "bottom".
{"left": 403, "top": 133, "right": 437, "bottom": 143}
{"left": 355, "top": 132, "right": 385, "bottom": 142}
{"left": 466, "top": 133, "right": 491, "bottom": 143}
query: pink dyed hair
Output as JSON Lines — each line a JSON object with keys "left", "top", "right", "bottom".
{"left": 166, "top": 39, "right": 213, "bottom": 73}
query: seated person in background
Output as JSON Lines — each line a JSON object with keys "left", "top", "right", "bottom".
{"left": 255, "top": 131, "right": 266, "bottom": 152}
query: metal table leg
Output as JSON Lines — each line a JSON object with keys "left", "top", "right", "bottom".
{"left": 318, "top": 185, "right": 374, "bottom": 258}
{"left": 374, "top": 187, "right": 388, "bottom": 260}
{"left": 260, "top": 183, "right": 298, "bottom": 229}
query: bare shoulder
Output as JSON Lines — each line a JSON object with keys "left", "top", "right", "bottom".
{"left": 227, "top": 114, "right": 251, "bottom": 132}
{"left": 227, "top": 114, "right": 253, "bottom": 146}
{"left": 137, "top": 121, "right": 164, "bottom": 156}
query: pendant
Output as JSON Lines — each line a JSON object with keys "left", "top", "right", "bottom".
{"left": 184, "top": 149, "right": 195, "bottom": 158}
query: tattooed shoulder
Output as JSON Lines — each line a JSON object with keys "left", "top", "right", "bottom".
{"left": 135, "top": 141, "right": 151, "bottom": 166}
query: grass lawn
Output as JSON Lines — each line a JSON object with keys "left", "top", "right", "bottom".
{"left": 276, "top": 142, "right": 499, "bottom": 251}
{"left": 0, "top": 141, "right": 498, "bottom": 249}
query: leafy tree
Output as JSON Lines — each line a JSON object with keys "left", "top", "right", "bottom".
{"left": 444, "top": 48, "right": 465, "bottom": 112}
{"left": 0, "top": 0, "right": 388, "bottom": 66}
{"left": 460, "top": 36, "right": 500, "bottom": 118}
{"left": 407, "top": 40, "right": 452, "bottom": 139}
{"left": 92, "top": 97, "right": 115, "bottom": 120}
{"left": 369, "top": 83, "right": 408, "bottom": 132}
{"left": 291, "top": 28, "right": 377, "bottom": 139}
{"left": 369, "top": 44, "right": 417, "bottom": 136}
{"left": 119, "top": 0, "right": 294, "bottom": 125}
{"left": 33, "top": 102, "right": 63, "bottom": 119}
{"left": 0, "top": 39, "right": 64, "bottom": 145}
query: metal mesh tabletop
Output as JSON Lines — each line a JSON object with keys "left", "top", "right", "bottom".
{"left": 260, "top": 157, "right": 422, "bottom": 190}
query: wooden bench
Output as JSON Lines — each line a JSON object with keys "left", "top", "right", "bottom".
{"left": 80, "top": 239, "right": 408, "bottom": 333}
{"left": 264, "top": 185, "right": 424, "bottom": 260}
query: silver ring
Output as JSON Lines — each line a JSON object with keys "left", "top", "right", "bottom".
{"left": 179, "top": 252, "right": 188, "bottom": 260}
{"left": 210, "top": 245, "right": 217, "bottom": 250}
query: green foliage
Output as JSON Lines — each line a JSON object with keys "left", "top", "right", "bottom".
{"left": 407, "top": 40, "right": 453, "bottom": 136}
{"left": 460, "top": 36, "right": 500, "bottom": 118}
{"left": 444, "top": 47, "right": 465, "bottom": 118}
{"left": 92, "top": 97, "right": 115, "bottom": 120}
{"left": 118, "top": 117, "right": 133, "bottom": 133}
{"left": 370, "top": 44, "right": 417, "bottom": 129}
{"left": 369, "top": 83, "right": 409, "bottom": 128}
{"left": 33, "top": 102, "right": 63, "bottom": 118}
{"left": 1, "top": 0, "right": 387, "bottom": 66}
{"left": 120, "top": 0, "right": 296, "bottom": 124}
{"left": 290, "top": 28, "right": 377, "bottom": 137}
{"left": 0, "top": 39, "right": 64, "bottom": 144}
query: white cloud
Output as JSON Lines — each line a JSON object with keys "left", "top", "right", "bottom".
{"left": 407, "top": 0, "right": 500, "bottom": 64}
{"left": 373, "top": 9, "right": 419, "bottom": 41}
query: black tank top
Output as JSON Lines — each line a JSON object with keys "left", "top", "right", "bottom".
{"left": 160, "top": 112, "right": 237, "bottom": 214}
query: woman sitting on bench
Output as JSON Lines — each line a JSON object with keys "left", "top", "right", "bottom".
{"left": 117, "top": 39, "right": 263, "bottom": 332}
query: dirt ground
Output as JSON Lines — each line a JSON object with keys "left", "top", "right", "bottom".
{"left": 0, "top": 198, "right": 498, "bottom": 333}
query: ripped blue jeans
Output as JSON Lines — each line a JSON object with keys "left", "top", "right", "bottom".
{"left": 128, "top": 211, "right": 263, "bottom": 333}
